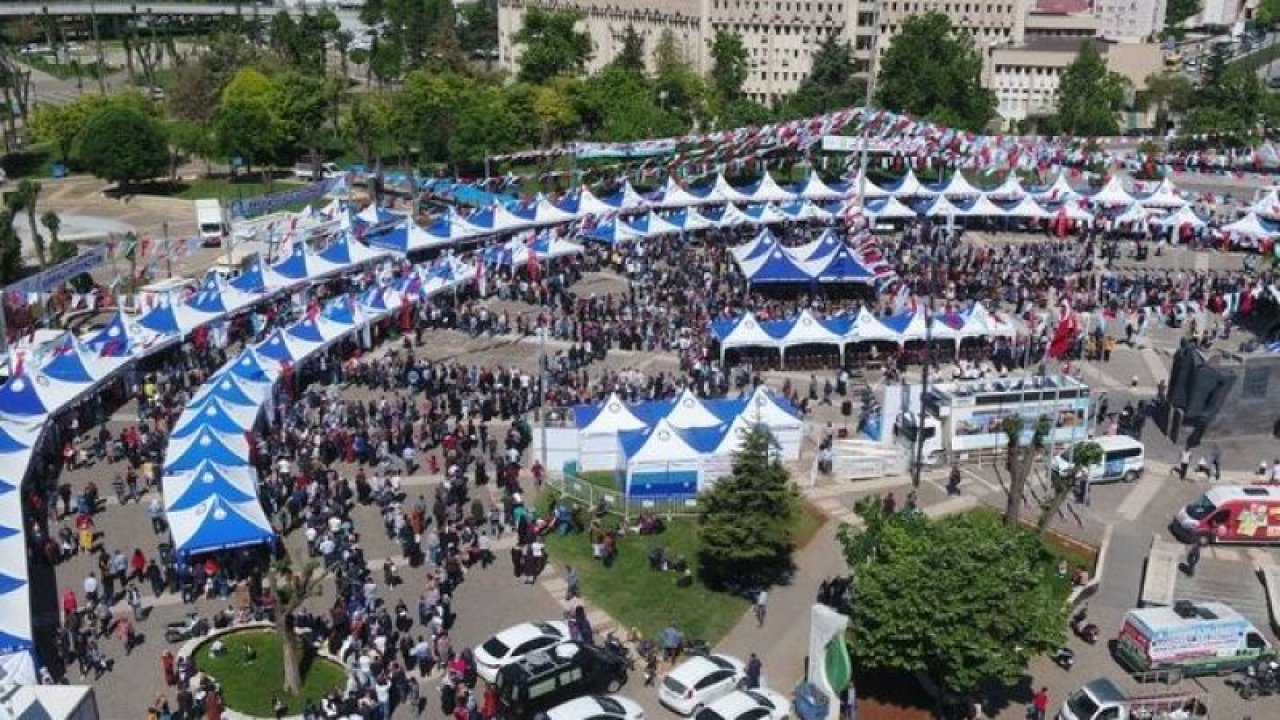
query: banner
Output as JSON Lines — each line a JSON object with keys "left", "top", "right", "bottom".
{"left": 4, "top": 243, "right": 109, "bottom": 293}
{"left": 228, "top": 177, "right": 343, "bottom": 219}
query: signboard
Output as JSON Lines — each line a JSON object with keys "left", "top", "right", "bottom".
{"left": 822, "top": 135, "right": 860, "bottom": 152}
{"left": 4, "top": 243, "right": 109, "bottom": 293}
{"left": 228, "top": 177, "right": 341, "bottom": 219}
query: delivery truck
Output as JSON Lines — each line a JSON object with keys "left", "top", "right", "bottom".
{"left": 1171, "top": 484, "right": 1280, "bottom": 544}
{"left": 1113, "top": 600, "right": 1274, "bottom": 678}
{"left": 1057, "top": 678, "right": 1207, "bottom": 720}
{"left": 194, "top": 198, "right": 228, "bottom": 247}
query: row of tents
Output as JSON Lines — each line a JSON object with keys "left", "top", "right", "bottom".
{"left": 571, "top": 387, "right": 803, "bottom": 498}
{"left": 730, "top": 229, "right": 892, "bottom": 285}
{"left": 0, "top": 230, "right": 484, "bottom": 684}
{"left": 710, "top": 304, "right": 1018, "bottom": 365}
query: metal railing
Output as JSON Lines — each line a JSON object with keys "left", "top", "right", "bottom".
{"left": 545, "top": 471, "right": 702, "bottom": 521}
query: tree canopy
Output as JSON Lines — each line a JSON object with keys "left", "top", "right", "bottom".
{"left": 610, "top": 25, "right": 647, "bottom": 76}
{"left": 76, "top": 104, "right": 169, "bottom": 186}
{"left": 1055, "top": 42, "right": 1128, "bottom": 136}
{"left": 783, "top": 35, "right": 866, "bottom": 118}
{"left": 697, "top": 428, "right": 799, "bottom": 590}
{"left": 709, "top": 29, "right": 749, "bottom": 104}
{"left": 875, "top": 12, "right": 995, "bottom": 131}
{"left": 838, "top": 506, "right": 1069, "bottom": 697}
{"left": 513, "top": 8, "right": 593, "bottom": 84}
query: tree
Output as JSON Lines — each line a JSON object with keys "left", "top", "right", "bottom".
{"left": 1055, "top": 42, "right": 1128, "bottom": 136}
{"left": 876, "top": 12, "right": 995, "bottom": 131}
{"left": 0, "top": 209, "right": 23, "bottom": 284}
{"left": 697, "top": 428, "right": 799, "bottom": 589}
{"left": 837, "top": 506, "right": 1069, "bottom": 697}
{"left": 611, "top": 25, "right": 646, "bottom": 76}
{"left": 270, "top": 556, "right": 326, "bottom": 695}
{"left": 42, "top": 211, "right": 76, "bottom": 265}
{"left": 1141, "top": 71, "right": 1194, "bottom": 132}
{"left": 167, "top": 58, "right": 220, "bottom": 126}
{"left": 76, "top": 105, "right": 169, "bottom": 188}
{"left": 1166, "top": 0, "right": 1201, "bottom": 30}
{"left": 214, "top": 69, "right": 283, "bottom": 174}
{"left": 28, "top": 94, "right": 115, "bottom": 163}
{"left": 458, "top": 0, "right": 499, "bottom": 60}
{"left": 708, "top": 29, "right": 749, "bottom": 104}
{"left": 1181, "top": 64, "right": 1265, "bottom": 142}
{"left": 1037, "top": 441, "right": 1103, "bottom": 532}
{"left": 12, "top": 180, "right": 44, "bottom": 269}
{"left": 271, "top": 71, "right": 331, "bottom": 163}
{"left": 342, "top": 94, "right": 391, "bottom": 169}
{"left": 1001, "top": 414, "right": 1053, "bottom": 528}
{"left": 653, "top": 30, "right": 709, "bottom": 128}
{"left": 580, "top": 65, "right": 682, "bottom": 141}
{"left": 782, "top": 35, "right": 866, "bottom": 119}
{"left": 512, "top": 8, "right": 593, "bottom": 84}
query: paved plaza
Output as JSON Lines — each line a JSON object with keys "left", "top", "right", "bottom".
{"left": 13, "top": 173, "right": 1279, "bottom": 719}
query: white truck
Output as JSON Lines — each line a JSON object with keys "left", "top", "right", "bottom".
{"left": 292, "top": 160, "right": 344, "bottom": 181}
{"left": 194, "top": 198, "right": 228, "bottom": 248}
{"left": 1058, "top": 678, "right": 1208, "bottom": 720}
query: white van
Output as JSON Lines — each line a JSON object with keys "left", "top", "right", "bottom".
{"left": 194, "top": 198, "right": 228, "bottom": 247}
{"left": 1052, "top": 435, "right": 1145, "bottom": 484}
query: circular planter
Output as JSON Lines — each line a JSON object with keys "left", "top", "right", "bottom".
{"left": 182, "top": 624, "right": 347, "bottom": 720}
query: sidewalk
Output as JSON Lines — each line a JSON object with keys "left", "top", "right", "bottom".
{"left": 713, "top": 519, "right": 847, "bottom": 690}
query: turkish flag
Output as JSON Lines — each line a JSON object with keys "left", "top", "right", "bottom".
{"left": 1047, "top": 306, "right": 1079, "bottom": 359}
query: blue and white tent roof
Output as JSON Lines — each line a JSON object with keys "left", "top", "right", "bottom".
{"left": 742, "top": 171, "right": 797, "bottom": 204}
{"left": 224, "top": 348, "right": 279, "bottom": 384}
{"left": 320, "top": 234, "right": 392, "bottom": 266}
{"left": 601, "top": 180, "right": 649, "bottom": 211}
{"left": 185, "top": 283, "right": 258, "bottom": 316}
{"left": 192, "top": 372, "right": 269, "bottom": 408}
{"left": 229, "top": 259, "right": 293, "bottom": 294}
{"left": 574, "top": 392, "right": 650, "bottom": 435}
{"left": 772, "top": 309, "right": 848, "bottom": 347}
{"left": 356, "top": 204, "right": 400, "bottom": 226}
{"left": 651, "top": 176, "right": 716, "bottom": 208}
{"left": 39, "top": 333, "right": 122, "bottom": 385}
{"left": 255, "top": 328, "right": 316, "bottom": 365}
{"left": 711, "top": 173, "right": 756, "bottom": 204}
{"left": 620, "top": 418, "right": 726, "bottom": 461}
{"left": 167, "top": 496, "right": 274, "bottom": 557}
{"left": 0, "top": 489, "right": 32, "bottom": 657}
{"left": 663, "top": 389, "right": 726, "bottom": 429}
{"left": 0, "top": 369, "right": 83, "bottom": 421}
{"left": 584, "top": 217, "right": 645, "bottom": 245}
{"left": 739, "top": 247, "right": 813, "bottom": 283}
{"left": 165, "top": 426, "right": 250, "bottom": 473}
{"left": 82, "top": 310, "right": 138, "bottom": 357}
{"left": 883, "top": 168, "right": 931, "bottom": 197}
{"left": 323, "top": 296, "right": 368, "bottom": 327}
{"left": 629, "top": 211, "right": 682, "bottom": 238}
{"left": 711, "top": 312, "right": 786, "bottom": 350}
{"left": 172, "top": 396, "right": 258, "bottom": 438}
{"left": 795, "top": 171, "right": 847, "bottom": 202}
{"left": 136, "top": 299, "right": 220, "bottom": 337}
{"left": 667, "top": 207, "right": 716, "bottom": 232}
{"left": 286, "top": 315, "right": 347, "bottom": 346}
{"left": 844, "top": 171, "right": 890, "bottom": 200}
{"left": 164, "top": 460, "right": 259, "bottom": 511}
{"left": 366, "top": 220, "right": 453, "bottom": 254}
{"left": 271, "top": 242, "right": 346, "bottom": 282}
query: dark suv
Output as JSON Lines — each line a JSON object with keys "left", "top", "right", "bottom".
{"left": 496, "top": 642, "right": 629, "bottom": 719}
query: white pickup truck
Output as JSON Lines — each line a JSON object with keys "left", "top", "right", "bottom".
{"left": 292, "top": 161, "right": 343, "bottom": 181}
{"left": 1058, "top": 678, "right": 1208, "bottom": 720}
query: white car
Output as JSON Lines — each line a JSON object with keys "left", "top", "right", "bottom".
{"left": 694, "top": 688, "right": 791, "bottom": 720}
{"left": 543, "top": 694, "right": 646, "bottom": 720}
{"left": 657, "top": 653, "right": 746, "bottom": 716}
{"left": 473, "top": 620, "right": 570, "bottom": 683}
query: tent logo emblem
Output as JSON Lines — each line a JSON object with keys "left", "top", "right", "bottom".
{"left": 802, "top": 316, "right": 812, "bottom": 326}
{"left": 743, "top": 318, "right": 755, "bottom": 328}
{"left": 35, "top": 375, "right": 48, "bottom": 387}
{"left": 658, "top": 430, "right": 671, "bottom": 441}
{"left": 201, "top": 472, "right": 214, "bottom": 483}
{"left": 682, "top": 398, "right": 695, "bottom": 408}
{"left": 607, "top": 403, "right": 621, "bottom": 413}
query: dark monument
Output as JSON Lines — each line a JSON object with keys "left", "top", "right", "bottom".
{"left": 1161, "top": 340, "right": 1280, "bottom": 445}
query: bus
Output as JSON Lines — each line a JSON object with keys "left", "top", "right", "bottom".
{"left": 894, "top": 375, "right": 1092, "bottom": 465}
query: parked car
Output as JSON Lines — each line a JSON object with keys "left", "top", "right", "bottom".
{"left": 542, "top": 694, "right": 645, "bottom": 720}
{"left": 694, "top": 688, "right": 790, "bottom": 720}
{"left": 658, "top": 654, "right": 746, "bottom": 716}
{"left": 475, "top": 621, "right": 570, "bottom": 683}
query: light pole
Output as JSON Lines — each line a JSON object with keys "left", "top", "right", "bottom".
{"left": 539, "top": 327, "right": 549, "bottom": 474}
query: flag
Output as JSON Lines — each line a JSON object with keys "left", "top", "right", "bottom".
{"left": 526, "top": 236, "right": 541, "bottom": 282}
{"left": 1048, "top": 302, "right": 1079, "bottom": 359}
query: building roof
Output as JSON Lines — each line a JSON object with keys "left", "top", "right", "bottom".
{"left": 1033, "top": 0, "right": 1092, "bottom": 13}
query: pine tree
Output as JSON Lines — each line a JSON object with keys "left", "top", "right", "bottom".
{"left": 698, "top": 427, "right": 799, "bottom": 590}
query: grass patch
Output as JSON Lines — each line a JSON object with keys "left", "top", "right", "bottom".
{"left": 194, "top": 630, "right": 346, "bottom": 716}
{"left": 22, "top": 54, "right": 116, "bottom": 80}
{"left": 542, "top": 491, "right": 822, "bottom": 645}
{"left": 969, "top": 507, "right": 1098, "bottom": 585}
{"left": 545, "top": 517, "right": 750, "bottom": 644}
{"left": 129, "top": 176, "right": 297, "bottom": 202}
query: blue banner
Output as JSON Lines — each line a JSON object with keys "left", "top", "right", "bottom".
{"left": 228, "top": 177, "right": 342, "bottom": 219}
{"left": 4, "top": 243, "right": 109, "bottom": 293}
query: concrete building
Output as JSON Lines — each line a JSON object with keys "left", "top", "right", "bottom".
{"left": 497, "top": 0, "right": 1158, "bottom": 114}
{"left": 987, "top": 11, "right": 1162, "bottom": 127}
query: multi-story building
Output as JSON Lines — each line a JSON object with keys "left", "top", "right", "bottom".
{"left": 497, "top": 0, "right": 1159, "bottom": 117}
{"left": 1091, "top": 0, "right": 1167, "bottom": 42}
{"left": 987, "top": 11, "right": 1162, "bottom": 127}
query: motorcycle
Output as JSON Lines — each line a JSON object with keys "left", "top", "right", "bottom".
{"left": 1070, "top": 606, "right": 1099, "bottom": 644}
{"left": 164, "top": 613, "right": 210, "bottom": 644}
{"left": 1051, "top": 647, "right": 1075, "bottom": 671}
{"left": 1229, "top": 659, "right": 1280, "bottom": 700}
{"left": 604, "top": 632, "right": 633, "bottom": 670}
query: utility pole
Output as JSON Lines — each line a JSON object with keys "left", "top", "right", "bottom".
{"left": 89, "top": 0, "right": 106, "bottom": 94}
{"left": 912, "top": 285, "right": 935, "bottom": 489}
{"left": 539, "top": 326, "right": 549, "bottom": 474}
{"left": 163, "top": 221, "right": 172, "bottom": 278}
{"left": 854, "top": 0, "right": 884, "bottom": 209}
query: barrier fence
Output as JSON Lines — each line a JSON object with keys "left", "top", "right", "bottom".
{"left": 545, "top": 469, "right": 702, "bottom": 522}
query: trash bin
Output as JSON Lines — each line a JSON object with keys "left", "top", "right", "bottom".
{"left": 51, "top": 162, "right": 66, "bottom": 179}
{"left": 792, "top": 682, "right": 830, "bottom": 720}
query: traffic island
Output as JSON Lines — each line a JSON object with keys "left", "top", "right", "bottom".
{"left": 188, "top": 627, "right": 346, "bottom": 718}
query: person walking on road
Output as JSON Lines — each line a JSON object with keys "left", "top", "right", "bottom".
{"left": 564, "top": 565, "right": 579, "bottom": 601}
{"left": 744, "top": 653, "right": 762, "bottom": 689}
{"left": 1179, "top": 448, "right": 1191, "bottom": 481}
{"left": 754, "top": 589, "right": 768, "bottom": 627}
{"left": 1031, "top": 687, "right": 1048, "bottom": 720}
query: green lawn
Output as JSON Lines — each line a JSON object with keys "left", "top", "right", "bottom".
{"left": 22, "top": 55, "right": 116, "bottom": 80}
{"left": 194, "top": 630, "right": 346, "bottom": 716}
{"left": 543, "top": 497, "right": 825, "bottom": 644}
